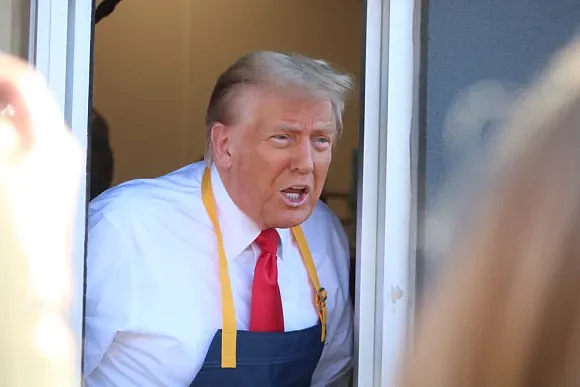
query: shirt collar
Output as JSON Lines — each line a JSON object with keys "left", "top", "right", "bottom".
{"left": 210, "top": 165, "right": 294, "bottom": 261}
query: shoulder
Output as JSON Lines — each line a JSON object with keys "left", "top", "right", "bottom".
{"left": 88, "top": 161, "right": 206, "bottom": 230}
{"left": 301, "top": 201, "right": 351, "bottom": 282}
{"left": 85, "top": 161, "right": 215, "bottom": 301}
{"left": 85, "top": 161, "right": 212, "bottom": 275}
{"left": 302, "top": 201, "right": 349, "bottom": 253}
{"left": 302, "top": 202, "right": 352, "bottom": 309}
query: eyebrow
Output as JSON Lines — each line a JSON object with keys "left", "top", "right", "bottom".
{"left": 274, "top": 122, "right": 336, "bottom": 133}
{"left": 313, "top": 122, "right": 336, "bottom": 131}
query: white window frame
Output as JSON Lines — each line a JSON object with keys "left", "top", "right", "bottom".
{"left": 354, "top": 0, "right": 419, "bottom": 386}
{"left": 29, "top": 0, "right": 93, "bottom": 383}
{"left": 29, "top": 0, "right": 420, "bottom": 385}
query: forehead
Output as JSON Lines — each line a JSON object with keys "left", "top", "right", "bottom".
{"left": 237, "top": 86, "right": 335, "bottom": 129}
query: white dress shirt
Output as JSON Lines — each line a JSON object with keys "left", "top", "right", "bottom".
{"left": 83, "top": 161, "right": 353, "bottom": 386}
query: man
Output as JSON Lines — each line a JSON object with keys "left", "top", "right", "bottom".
{"left": 84, "top": 51, "right": 354, "bottom": 386}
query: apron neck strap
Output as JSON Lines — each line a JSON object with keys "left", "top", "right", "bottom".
{"left": 201, "top": 168, "right": 327, "bottom": 369}
{"left": 202, "top": 168, "right": 238, "bottom": 368}
{"left": 290, "top": 226, "right": 328, "bottom": 342}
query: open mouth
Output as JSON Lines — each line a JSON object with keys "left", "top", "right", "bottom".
{"left": 280, "top": 186, "right": 309, "bottom": 207}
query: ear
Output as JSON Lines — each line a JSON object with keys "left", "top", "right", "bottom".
{"left": 210, "top": 122, "right": 232, "bottom": 169}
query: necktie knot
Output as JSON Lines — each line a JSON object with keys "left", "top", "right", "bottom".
{"left": 255, "top": 228, "right": 279, "bottom": 255}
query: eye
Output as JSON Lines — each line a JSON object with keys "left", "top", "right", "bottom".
{"left": 270, "top": 134, "right": 291, "bottom": 146}
{"left": 313, "top": 137, "right": 331, "bottom": 147}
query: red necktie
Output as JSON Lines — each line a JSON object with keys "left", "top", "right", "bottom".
{"left": 249, "top": 228, "right": 284, "bottom": 332}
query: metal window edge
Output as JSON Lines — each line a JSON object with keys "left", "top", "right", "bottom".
{"left": 29, "top": 0, "right": 93, "bottom": 383}
{"left": 354, "top": 0, "right": 386, "bottom": 386}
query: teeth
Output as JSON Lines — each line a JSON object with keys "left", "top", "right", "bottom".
{"left": 284, "top": 192, "right": 301, "bottom": 200}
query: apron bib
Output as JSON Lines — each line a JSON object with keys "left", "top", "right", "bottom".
{"left": 189, "top": 168, "right": 328, "bottom": 387}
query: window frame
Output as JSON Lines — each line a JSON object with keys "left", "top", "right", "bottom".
{"left": 354, "top": 0, "right": 419, "bottom": 385}
{"left": 29, "top": 0, "right": 93, "bottom": 382}
{"left": 31, "top": 0, "right": 421, "bottom": 384}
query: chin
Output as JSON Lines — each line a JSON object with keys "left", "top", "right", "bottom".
{"left": 270, "top": 207, "right": 314, "bottom": 229}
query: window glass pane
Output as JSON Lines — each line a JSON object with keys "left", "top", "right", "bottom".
{"left": 418, "top": 0, "right": 580, "bottom": 299}
{"left": 0, "top": 0, "right": 30, "bottom": 59}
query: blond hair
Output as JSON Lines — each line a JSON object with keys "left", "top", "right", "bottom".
{"left": 400, "top": 38, "right": 580, "bottom": 387}
{"left": 204, "top": 51, "right": 354, "bottom": 164}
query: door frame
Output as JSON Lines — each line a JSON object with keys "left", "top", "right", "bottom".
{"left": 29, "top": 0, "right": 94, "bottom": 383}
{"left": 354, "top": 0, "right": 419, "bottom": 385}
{"left": 31, "top": 0, "right": 420, "bottom": 384}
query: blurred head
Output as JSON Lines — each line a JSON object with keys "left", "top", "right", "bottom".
{"left": 400, "top": 38, "right": 580, "bottom": 387}
{"left": 205, "top": 51, "right": 353, "bottom": 229}
{"left": 90, "top": 108, "right": 114, "bottom": 200}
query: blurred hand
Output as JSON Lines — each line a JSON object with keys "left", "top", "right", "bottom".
{"left": 0, "top": 53, "right": 81, "bottom": 386}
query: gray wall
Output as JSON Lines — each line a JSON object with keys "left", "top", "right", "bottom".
{"left": 418, "top": 0, "right": 580, "bottom": 293}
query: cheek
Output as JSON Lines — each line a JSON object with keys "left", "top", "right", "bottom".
{"left": 245, "top": 156, "right": 287, "bottom": 195}
{"left": 313, "top": 153, "right": 332, "bottom": 181}
{"left": 256, "top": 146, "right": 293, "bottom": 175}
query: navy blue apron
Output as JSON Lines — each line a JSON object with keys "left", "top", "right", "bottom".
{"left": 189, "top": 325, "right": 324, "bottom": 386}
{"left": 191, "top": 168, "right": 328, "bottom": 387}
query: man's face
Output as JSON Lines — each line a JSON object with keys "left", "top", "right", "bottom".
{"left": 213, "top": 87, "right": 336, "bottom": 229}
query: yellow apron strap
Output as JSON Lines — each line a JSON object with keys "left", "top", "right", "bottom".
{"left": 201, "top": 169, "right": 237, "bottom": 368}
{"left": 291, "top": 226, "right": 327, "bottom": 343}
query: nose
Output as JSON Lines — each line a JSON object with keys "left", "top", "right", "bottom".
{"left": 290, "top": 139, "right": 314, "bottom": 174}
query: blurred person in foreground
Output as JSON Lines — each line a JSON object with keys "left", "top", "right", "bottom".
{"left": 400, "top": 37, "right": 580, "bottom": 387}
{"left": 0, "top": 53, "right": 81, "bottom": 386}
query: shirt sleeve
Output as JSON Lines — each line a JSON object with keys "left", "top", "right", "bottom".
{"left": 311, "top": 213, "right": 354, "bottom": 387}
{"left": 83, "top": 211, "right": 137, "bottom": 378}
